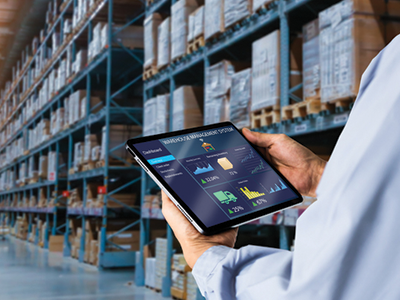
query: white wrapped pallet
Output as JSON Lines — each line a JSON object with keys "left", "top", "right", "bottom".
{"left": 172, "top": 86, "right": 203, "bottom": 131}
{"left": 171, "top": 0, "right": 198, "bottom": 61}
{"left": 251, "top": 30, "right": 280, "bottom": 111}
{"left": 144, "top": 13, "right": 163, "bottom": 68}
{"left": 188, "top": 6, "right": 204, "bottom": 42}
{"left": 204, "top": 0, "right": 224, "bottom": 41}
{"left": 143, "top": 98, "right": 157, "bottom": 137}
{"left": 155, "top": 238, "right": 167, "bottom": 290}
{"left": 156, "top": 94, "right": 169, "bottom": 134}
{"left": 145, "top": 257, "right": 156, "bottom": 288}
{"left": 224, "top": 0, "right": 252, "bottom": 29}
{"left": 230, "top": 68, "right": 251, "bottom": 128}
{"left": 157, "top": 17, "right": 171, "bottom": 69}
{"left": 302, "top": 19, "right": 320, "bottom": 100}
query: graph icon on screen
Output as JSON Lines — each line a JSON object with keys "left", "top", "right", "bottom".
{"left": 239, "top": 187, "right": 265, "bottom": 200}
{"left": 233, "top": 146, "right": 269, "bottom": 174}
{"left": 187, "top": 161, "right": 214, "bottom": 175}
{"left": 241, "top": 149, "right": 255, "bottom": 163}
{"left": 268, "top": 180, "right": 288, "bottom": 194}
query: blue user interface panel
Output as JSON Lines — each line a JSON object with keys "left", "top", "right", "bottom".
{"left": 134, "top": 125, "right": 297, "bottom": 227}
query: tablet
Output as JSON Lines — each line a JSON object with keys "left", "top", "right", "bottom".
{"left": 126, "top": 122, "right": 302, "bottom": 235}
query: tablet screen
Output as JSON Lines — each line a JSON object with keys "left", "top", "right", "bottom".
{"left": 133, "top": 125, "right": 298, "bottom": 228}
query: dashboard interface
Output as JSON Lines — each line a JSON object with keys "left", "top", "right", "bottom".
{"left": 133, "top": 125, "right": 298, "bottom": 228}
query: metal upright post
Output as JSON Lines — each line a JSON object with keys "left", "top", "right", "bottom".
{"left": 99, "top": 0, "right": 114, "bottom": 268}
{"left": 279, "top": 0, "right": 290, "bottom": 109}
{"left": 64, "top": 133, "right": 73, "bottom": 257}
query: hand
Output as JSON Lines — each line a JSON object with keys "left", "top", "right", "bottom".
{"left": 242, "top": 128, "right": 326, "bottom": 197}
{"left": 161, "top": 191, "right": 238, "bottom": 269}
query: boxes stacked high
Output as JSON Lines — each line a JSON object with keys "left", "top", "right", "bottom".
{"left": 100, "top": 125, "right": 142, "bottom": 162}
{"left": 84, "top": 134, "right": 99, "bottom": 164}
{"left": 85, "top": 183, "right": 101, "bottom": 208}
{"left": 303, "top": 19, "right": 320, "bottom": 101}
{"left": 48, "top": 151, "right": 66, "bottom": 181}
{"left": 97, "top": 193, "right": 137, "bottom": 209}
{"left": 38, "top": 156, "right": 48, "bottom": 179}
{"left": 68, "top": 90, "right": 86, "bottom": 125}
{"left": 205, "top": 0, "right": 224, "bottom": 41}
{"left": 224, "top": 0, "right": 252, "bottom": 29}
{"left": 172, "top": 86, "right": 203, "bottom": 130}
{"left": 188, "top": 5, "right": 204, "bottom": 42}
{"left": 230, "top": 68, "right": 251, "bottom": 128}
{"left": 69, "top": 188, "right": 83, "bottom": 208}
{"left": 157, "top": 17, "right": 171, "bottom": 69}
{"left": 73, "top": 142, "right": 84, "bottom": 172}
{"left": 84, "top": 219, "right": 99, "bottom": 262}
{"left": 144, "top": 13, "right": 163, "bottom": 69}
{"left": 143, "top": 95, "right": 169, "bottom": 136}
{"left": 171, "top": 0, "right": 199, "bottom": 61}
{"left": 155, "top": 238, "right": 168, "bottom": 290}
{"left": 171, "top": 254, "right": 191, "bottom": 299}
{"left": 80, "top": 95, "right": 103, "bottom": 119}
{"left": 318, "top": 0, "right": 391, "bottom": 103}
{"left": 101, "top": 24, "right": 144, "bottom": 50}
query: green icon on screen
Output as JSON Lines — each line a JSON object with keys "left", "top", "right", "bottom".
{"left": 252, "top": 202, "right": 257, "bottom": 207}
{"left": 201, "top": 179, "right": 206, "bottom": 184}
{"left": 228, "top": 209, "right": 233, "bottom": 214}
{"left": 213, "top": 191, "right": 237, "bottom": 205}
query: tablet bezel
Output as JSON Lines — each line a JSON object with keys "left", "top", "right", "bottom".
{"left": 126, "top": 121, "right": 303, "bottom": 235}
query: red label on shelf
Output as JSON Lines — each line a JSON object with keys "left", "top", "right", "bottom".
{"left": 48, "top": 172, "right": 56, "bottom": 181}
{"left": 98, "top": 186, "right": 106, "bottom": 194}
{"left": 62, "top": 191, "right": 69, "bottom": 197}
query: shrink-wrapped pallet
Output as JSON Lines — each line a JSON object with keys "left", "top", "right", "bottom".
{"left": 171, "top": 0, "right": 199, "bottom": 61}
{"left": 144, "top": 13, "right": 163, "bottom": 68}
{"left": 155, "top": 238, "right": 167, "bottom": 290}
{"left": 230, "top": 68, "right": 251, "bottom": 128}
{"left": 172, "top": 86, "right": 203, "bottom": 131}
{"left": 157, "top": 17, "right": 171, "bottom": 69}
{"left": 224, "top": 0, "right": 252, "bottom": 29}
{"left": 205, "top": 0, "right": 224, "bottom": 40}
{"left": 319, "top": 0, "right": 388, "bottom": 103}
{"left": 145, "top": 258, "right": 157, "bottom": 288}
{"left": 303, "top": 19, "right": 320, "bottom": 100}
{"left": 251, "top": 30, "right": 279, "bottom": 111}
{"left": 156, "top": 94, "right": 169, "bottom": 134}
{"left": 101, "top": 24, "right": 144, "bottom": 50}
{"left": 188, "top": 6, "right": 204, "bottom": 42}
{"left": 143, "top": 98, "right": 157, "bottom": 137}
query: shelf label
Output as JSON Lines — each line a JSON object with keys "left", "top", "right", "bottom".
{"left": 98, "top": 186, "right": 106, "bottom": 194}
{"left": 294, "top": 124, "right": 307, "bottom": 133}
{"left": 48, "top": 172, "right": 56, "bottom": 182}
{"left": 62, "top": 191, "right": 69, "bottom": 197}
{"left": 334, "top": 114, "right": 348, "bottom": 124}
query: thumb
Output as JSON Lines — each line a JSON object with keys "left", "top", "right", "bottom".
{"left": 242, "top": 128, "right": 277, "bottom": 148}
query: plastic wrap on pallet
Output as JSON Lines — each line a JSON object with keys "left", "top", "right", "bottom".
{"left": 156, "top": 94, "right": 169, "bottom": 134}
{"left": 303, "top": 19, "right": 320, "bottom": 100}
{"left": 208, "top": 60, "right": 236, "bottom": 97}
{"left": 145, "top": 257, "right": 156, "bottom": 288}
{"left": 230, "top": 68, "right": 251, "bottom": 128}
{"left": 144, "top": 13, "right": 163, "bottom": 68}
{"left": 253, "top": 0, "right": 273, "bottom": 13}
{"left": 172, "top": 86, "right": 203, "bottom": 131}
{"left": 224, "top": 0, "right": 251, "bottom": 29}
{"left": 204, "top": 94, "right": 230, "bottom": 125}
{"left": 171, "top": 0, "right": 198, "bottom": 61}
{"left": 189, "top": 6, "right": 204, "bottom": 41}
{"left": 205, "top": 0, "right": 224, "bottom": 40}
{"left": 143, "top": 98, "right": 157, "bottom": 137}
{"left": 251, "top": 30, "right": 279, "bottom": 111}
{"left": 157, "top": 17, "right": 171, "bottom": 69}
{"left": 155, "top": 238, "right": 167, "bottom": 290}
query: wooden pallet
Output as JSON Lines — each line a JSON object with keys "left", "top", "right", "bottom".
{"left": 251, "top": 105, "right": 280, "bottom": 128}
{"left": 82, "top": 162, "right": 96, "bottom": 171}
{"left": 282, "top": 99, "right": 321, "bottom": 121}
{"left": 171, "top": 287, "right": 187, "bottom": 300}
{"left": 225, "top": 15, "right": 251, "bottom": 32}
{"left": 187, "top": 35, "right": 205, "bottom": 54}
{"left": 143, "top": 65, "right": 158, "bottom": 80}
{"left": 205, "top": 30, "right": 224, "bottom": 43}
{"left": 329, "top": 96, "right": 355, "bottom": 109}
{"left": 255, "top": 0, "right": 277, "bottom": 13}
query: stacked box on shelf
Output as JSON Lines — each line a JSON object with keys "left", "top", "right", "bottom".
{"left": 171, "top": 0, "right": 199, "bottom": 61}
{"left": 155, "top": 238, "right": 168, "bottom": 290}
{"left": 204, "top": 0, "right": 224, "bottom": 41}
{"left": 101, "top": 23, "right": 144, "bottom": 50}
{"left": 144, "top": 13, "right": 163, "bottom": 71}
{"left": 319, "top": 0, "right": 399, "bottom": 104}
{"left": 48, "top": 151, "right": 67, "bottom": 181}
{"left": 224, "top": 0, "right": 252, "bottom": 29}
{"left": 143, "top": 95, "right": 169, "bottom": 136}
{"left": 303, "top": 19, "right": 320, "bottom": 101}
{"left": 205, "top": 60, "right": 248, "bottom": 125}
{"left": 38, "top": 188, "right": 47, "bottom": 207}
{"left": 49, "top": 235, "right": 64, "bottom": 252}
{"left": 96, "top": 193, "right": 137, "bottom": 209}
{"left": 145, "top": 257, "right": 157, "bottom": 288}
{"left": 85, "top": 183, "right": 101, "bottom": 208}
{"left": 73, "top": 142, "right": 84, "bottom": 173}
{"left": 188, "top": 6, "right": 204, "bottom": 44}
{"left": 173, "top": 86, "right": 203, "bottom": 130}
{"left": 186, "top": 272, "right": 203, "bottom": 300}
{"left": 171, "top": 254, "right": 191, "bottom": 299}
{"left": 157, "top": 17, "right": 171, "bottom": 70}
{"left": 84, "top": 219, "right": 99, "bottom": 262}
{"left": 100, "top": 124, "right": 142, "bottom": 164}
{"left": 68, "top": 187, "right": 83, "bottom": 208}
{"left": 83, "top": 134, "right": 100, "bottom": 167}
{"left": 230, "top": 68, "right": 251, "bottom": 128}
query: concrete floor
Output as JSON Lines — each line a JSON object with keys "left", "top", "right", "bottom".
{"left": 0, "top": 236, "right": 170, "bottom": 300}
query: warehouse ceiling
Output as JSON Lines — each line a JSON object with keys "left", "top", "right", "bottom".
{"left": 0, "top": 0, "right": 48, "bottom": 92}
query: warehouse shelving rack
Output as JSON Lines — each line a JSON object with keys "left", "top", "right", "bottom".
{"left": 0, "top": 0, "right": 146, "bottom": 268}
{"left": 136, "top": 0, "right": 348, "bottom": 297}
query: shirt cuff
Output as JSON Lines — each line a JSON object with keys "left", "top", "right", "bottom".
{"left": 192, "top": 245, "right": 232, "bottom": 296}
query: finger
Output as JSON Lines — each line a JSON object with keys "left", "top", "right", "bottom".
{"left": 242, "top": 128, "right": 279, "bottom": 149}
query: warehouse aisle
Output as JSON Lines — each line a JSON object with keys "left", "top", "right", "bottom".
{"left": 0, "top": 237, "right": 169, "bottom": 300}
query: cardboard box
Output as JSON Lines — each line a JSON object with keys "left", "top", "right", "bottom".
{"left": 205, "top": 0, "right": 224, "bottom": 40}
{"left": 172, "top": 86, "right": 203, "bottom": 131}
{"left": 157, "top": 17, "right": 171, "bottom": 69}
{"left": 80, "top": 96, "right": 102, "bottom": 119}
{"left": 188, "top": 6, "right": 204, "bottom": 42}
{"left": 303, "top": 19, "right": 320, "bottom": 100}
{"left": 230, "top": 68, "right": 251, "bottom": 128}
{"left": 224, "top": 0, "right": 252, "bottom": 29}
{"left": 144, "top": 13, "right": 163, "bottom": 68}
{"left": 171, "top": 0, "right": 199, "bottom": 60}
{"left": 49, "top": 235, "right": 64, "bottom": 252}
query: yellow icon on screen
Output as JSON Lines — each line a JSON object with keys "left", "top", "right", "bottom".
{"left": 240, "top": 187, "right": 265, "bottom": 200}
{"left": 202, "top": 142, "right": 215, "bottom": 152}
{"left": 217, "top": 157, "right": 233, "bottom": 170}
